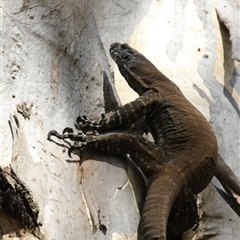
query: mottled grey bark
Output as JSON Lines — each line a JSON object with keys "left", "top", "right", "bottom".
{"left": 1, "top": 0, "right": 143, "bottom": 239}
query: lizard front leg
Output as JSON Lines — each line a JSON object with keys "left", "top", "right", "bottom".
{"left": 48, "top": 130, "right": 166, "bottom": 178}
{"left": 75, "top": 91, "right": 160, "bottom": 133}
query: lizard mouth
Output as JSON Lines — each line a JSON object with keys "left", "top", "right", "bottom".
{"left": 110, "top": 47, "right": 121, "bottom": 60}
{"left": 109, "top": 42, "right": 122, "bottom": 61}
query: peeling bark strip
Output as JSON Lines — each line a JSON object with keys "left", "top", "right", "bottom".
{"left": 0, "top": 167, "right": 41, "bottom": 238}
{"left": 215, "top": 155, "right": 240, "bottom": 216}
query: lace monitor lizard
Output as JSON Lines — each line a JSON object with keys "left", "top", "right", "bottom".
{"left": 48, "top": 43, "right": 219, "bottom": 239}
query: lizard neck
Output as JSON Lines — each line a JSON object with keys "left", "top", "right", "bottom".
{"left": 119, "top": 56, "right": 182, "bottom": 97}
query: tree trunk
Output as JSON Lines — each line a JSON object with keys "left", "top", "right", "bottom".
{"left": 1, "top": 0, "right": 239, "bottom": 240}
{"left": 1, "top": 0, "right": 144, "bottom": 239}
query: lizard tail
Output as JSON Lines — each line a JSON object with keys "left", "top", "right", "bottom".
{"left": 139, "top": 172, "right": 182, "bottom": 240}
{"left": 139, "top": 155, "right": 216, "bottom": 240}
{"left": 139, "top": 160, "right": 195, "bottom": 240}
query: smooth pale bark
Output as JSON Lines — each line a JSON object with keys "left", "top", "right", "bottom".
{"left": 1, "top": 0, "right": 144, "bottom": 239}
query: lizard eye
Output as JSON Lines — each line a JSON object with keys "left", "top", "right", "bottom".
{"left": 121, "top": 43, "right": 135, "bottom": 53}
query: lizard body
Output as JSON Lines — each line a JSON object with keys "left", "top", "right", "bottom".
{"left": 48, "top": 43, "right": 218, "bottom": 239}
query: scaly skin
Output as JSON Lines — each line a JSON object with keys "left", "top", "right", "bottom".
{"left": 48, "top": 43, "right": 218, "bottom": 239}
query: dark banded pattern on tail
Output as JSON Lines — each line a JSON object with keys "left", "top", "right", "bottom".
{"left": 140, "top": 164, "right": 200, "bottom": 240}
{"left": 140, "top": 163, "right": 185, "bottom": 240}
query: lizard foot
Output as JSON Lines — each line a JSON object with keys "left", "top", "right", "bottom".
{"left": 67, "top": 143, "right": 88, "bottom": 158}
{"left": 75, "top": 115, "right": 105, "bottom": 132}
{"left": 48, "top": 129, "right": 87, "bottom": 142}
{"left": 63, "top": 127, "right": 74, "bottom": 134}
{"left": 47, "top": 129, "right": 91, "bottom": 157}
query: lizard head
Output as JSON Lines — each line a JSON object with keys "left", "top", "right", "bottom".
{"left": 110, "top": 43, "right": 160, "bottom": 95}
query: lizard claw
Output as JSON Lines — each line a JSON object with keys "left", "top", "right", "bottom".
{"left": 47, "top": 130, "right": 57, "bottom": 141}
{"left": 75, "top": 115, "right": 96, "bottom": 133}
{"left": 75, "top": 116, "right": 88, "bottom": 131}
{"left": 68, "top": 145, "right": 75, "bottom": 158}
{"left": 63, "top": 127, "right": 73, "bottom": 134}
{"left": 76, "top": 116, "right": 87, "bottom": 124}
{"left": 68, "top": 142, "right": 87, "bottom": 158}
{"left": 75, "top": 121, "right": 83, "bottom": 131}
